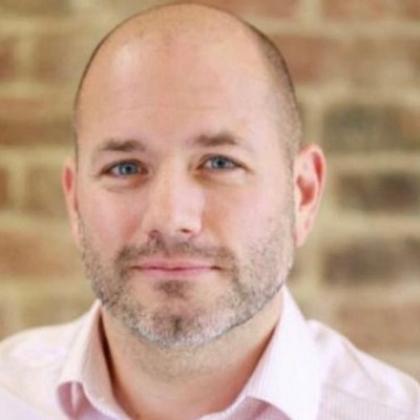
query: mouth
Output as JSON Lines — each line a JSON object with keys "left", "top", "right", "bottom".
{"left": 130, "top": 259, "right": 220, "bottom": 279}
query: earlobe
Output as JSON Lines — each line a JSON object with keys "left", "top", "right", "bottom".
{"left": 293, "top": 144, "right": 326, "bottom": 247}
{"left": 62, "top": 157, "right": 81, "bottom": 248}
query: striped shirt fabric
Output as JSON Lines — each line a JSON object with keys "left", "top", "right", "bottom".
{"left": 0, "top": 287, "right": 419, "bottom": 419}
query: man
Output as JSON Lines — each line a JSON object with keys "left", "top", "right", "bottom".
{"left": 0, "top": 3, "right": 419, "bottom": 419}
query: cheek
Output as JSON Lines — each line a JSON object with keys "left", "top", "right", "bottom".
{"left": 204, "top": 185, "right": 282, "bottom": 244}
{"left": 78, "top": 187, "right": 144, "bottom": 250}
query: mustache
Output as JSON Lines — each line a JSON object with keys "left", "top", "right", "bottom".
{"left": 114, "top": 235, "right": 236, "bottom": 268}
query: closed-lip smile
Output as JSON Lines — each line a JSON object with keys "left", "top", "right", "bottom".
{"left": 130, "top": 259, "right": 219, "bottom": 278}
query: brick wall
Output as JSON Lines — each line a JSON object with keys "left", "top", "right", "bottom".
{"left": 0, "top": 0, "right": 419, "bottom": 379}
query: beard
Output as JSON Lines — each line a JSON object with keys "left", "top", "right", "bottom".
{"left": 79, "top": 210, "right": 295, "bottom": 350}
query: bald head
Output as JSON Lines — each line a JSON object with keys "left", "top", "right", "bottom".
{"left": 74, "top": 3, "right": 302, "bottom": 158}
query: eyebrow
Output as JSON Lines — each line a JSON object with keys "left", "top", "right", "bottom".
{"left": 94, "top": 138, "right": 147, "bottom": 156}
{"left": 90, "top": 138, "right": 148, "bottom": 165}
{"left": 192, "top": 132, "right": 242, "bottom": 148}
{"left": 92, "top": 131, "right": 249, "bottom": 162}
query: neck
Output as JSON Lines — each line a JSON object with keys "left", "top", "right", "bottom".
{"left": 101, "top": 291, "right": 283, "bottom": 420}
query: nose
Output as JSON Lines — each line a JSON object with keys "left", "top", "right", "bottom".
{"left": 140, "top": 165, "right": 204, "bottom": 241}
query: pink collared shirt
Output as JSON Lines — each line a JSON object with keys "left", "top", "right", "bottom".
{"left": 0, "top": 288, "right": 419, "bottom": 419}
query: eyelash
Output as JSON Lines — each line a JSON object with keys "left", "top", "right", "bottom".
{"left": 200, "top": 155, "right": 240, "bottom": 171}
{"left": 103, "top": 155, "right": 241, "bottom": 178}
{"left": 104, "top": 160, "right": 145, "bottom": 177}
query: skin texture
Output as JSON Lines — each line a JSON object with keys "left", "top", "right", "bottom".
{"left": 63, "top": 4, "right": 326, "bottom": 419}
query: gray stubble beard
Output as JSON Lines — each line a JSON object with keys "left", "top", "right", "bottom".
{"left": 79, "top": 212, "right": 295, "bottom": 350}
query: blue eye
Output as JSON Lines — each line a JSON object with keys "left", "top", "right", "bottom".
{"left": 203, "top": 156, "right": 238, "bottom": 170}
{"left": 109, "top": 162, "right": 141, "bottom": 176}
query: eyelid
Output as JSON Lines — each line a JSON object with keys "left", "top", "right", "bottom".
{"left": 101, "top": 159, "right": 145, "bottom": 176}
{"left": 200, "top": 154, "right": 242, "bottom": 170}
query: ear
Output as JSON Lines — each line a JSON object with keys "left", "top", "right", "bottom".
{"left": 62, "top": 156, "right": 82, "bottom": 249}
{"left": 293, "top": 144, "right": 326, "bottom": 247}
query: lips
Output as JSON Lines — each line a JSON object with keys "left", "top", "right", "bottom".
{"left": 130, "top": 258, "right": 219, "bottom": 278}
{"left": 140, "top": 266, "right": 212, "bottom": 271}
{"left": 134, "top": 258, "right": 215, "bottom": 269}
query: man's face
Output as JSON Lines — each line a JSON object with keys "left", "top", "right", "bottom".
{"left": 69, "top": 35, "right": 296, "bottom": 348}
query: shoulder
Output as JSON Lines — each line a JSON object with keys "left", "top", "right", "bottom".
{"left": 0, "top": 317, "right": 82, "bottom": 372}
{"left": 0, "top": 316, "right": 85, "bottom": 401}
{"left": 308, "top": 320, "right": 420, "bottom": 419}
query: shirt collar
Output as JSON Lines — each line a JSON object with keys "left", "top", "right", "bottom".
{"left": 240, "top": 286, "right": 321, "bottom": 420}
{"left": 55, "top": 287, "right": 321, "bottom": 420}
{"left": 56, "top": 301, "right": 126, "bottom": 419}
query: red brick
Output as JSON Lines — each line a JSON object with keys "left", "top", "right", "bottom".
{"left": 323, "top": 104, "right": 420, "bottom": 152}
{"left": 0, "top": 116, "right": 73, "bottom": 146}
{"left": 85, "top": 0, "right": 298, "bottom": 19}
{"left": 180, "top": 0, "right": 299, "bottom": 18}
{"left": 0, "top": 228, "right": 81, "bottom": 279}
{"left": 348, "top": 37, "right": 420, "bottom": 87}
{"left": 32, "top": 33, "right": 95, "bottom": 84}
{"left": 18, "top": 293, "right": 92, "bottom": 330}
{"left": 406, "top": 0, "right": 420, "bottom": 18}
{"left": 0, "top": 301, "right": 19, "bottom": 340}
{"left": 272, "top": 35, "right": 420, "bottom": 87}
{"left": 0, "top": 168, "right": 8, "bottom": 209}
{"left": 400, "top": 104, "right": 420, "bottom": 140}
{"left": 23, "top": 165, "right": 66, "bottom": 218}
{"left": 335, "top": 172, "right": 420, "bottom": 215}
{"left": 0, "top": 0, "right": 71, "bottom": 15}
{"left": 335, "top": 300, "right": 420, "bottom": 352}
{"left": 323, "top": 237, "right": 420, "bottom": 286}
{"left": 0, "top": 95, "right": 73, "bottom": 144}
{"left": 322, "top": 0, "right": 420, "bottom": 20}
{"left": 0, "top": 38, "right": 17, "bottom": 81}
{"left": 0, "top": 96, "right": 63, "bottom": 118}
{"left": 272, "top": 35, "right": 345, "bottom": 85}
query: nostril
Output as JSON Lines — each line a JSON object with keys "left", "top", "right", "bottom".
{"left": 180, "top": 227, "right": 193, "bottom": 234}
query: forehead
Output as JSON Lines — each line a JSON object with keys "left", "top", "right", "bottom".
{"left": 82, "top": 30, "right": 276, "bottom": 108}
{"left": 75, "top": 29, "right": 289, "bottom": 155}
